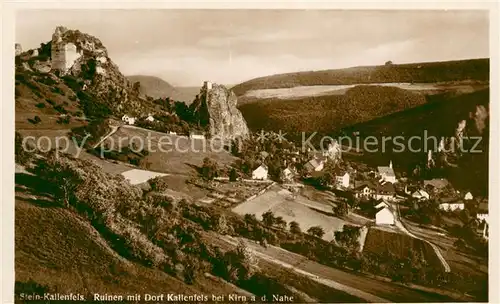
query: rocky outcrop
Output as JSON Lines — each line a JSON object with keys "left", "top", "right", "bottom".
{"left": 49, "top": 26, "right": 142, "bottom": 115}
{"left": 190, "top": 81, "right": 249, "bottom": 140}
{"left": 15, "top": 43, "right": 23, "bottom": 56}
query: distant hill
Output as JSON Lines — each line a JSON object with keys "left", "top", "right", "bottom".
{"left": 127, "top": 75, "right": 200, "bottom": 103}
{"left": 344, "top": 88, "right": 489, "bottom": 196}
{"left": 127, "top": 75, "right": 176, "bottom": 98}
{"left": 232, "top": 58, "right": 489, "bottom": 96}
{"left": 238, "top": 85, "right": 429, "bottom": 135}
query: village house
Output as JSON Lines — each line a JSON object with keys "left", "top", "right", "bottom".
{"left": 354, "top": 182, "right": 376, "bottom": 199}
{"left": 260, "top": 151, "right": 269, "bottom": 160}
{"left": 464, "top": 192, "right": 474, "bottom": 200}
{"left": 412, "top": 189, "right": 430, "bottom": 201}
{"left": 167, "top": 131, "right": 177, "bottom": 135}
{"left": 121, "top": 115, "right": 136, "bottom": 125}
{"left": 475, "top": 202, "right": 488, "bottom": 239}
{"left": 304, "top": 156, "right": 326, "bottom": 173}
{"left": 476, "top": 202, "right": 488, "bottom": 223}
{"left": 189, "top": 131, "right": 206, "bottom": 140}
{"left": 377, "top": 161, "right": 397, "bottom": 184}
{"left": 146, "top": 114, "right": 155, "bottom": 122}
{"left": 438, "top": 201, "right": 465, "bottom": 212}
{"left": 252, "top": 164, "right": 268, "bottom": 180}
{"left": 375, "top": 182, "right": 397, "bottom": 201}
{"left": 281, "top": 167, "right": 295, "bottom": 183}
{"left": 423, "top": 178, "right": 450, "bottom": 192}
{"left": 481, "top": 222, "right": 489, "bottom": 240}
{"left": 333, "top": 167, "right": 350, "bottom": 188}
{"left": 354, "top": 180, "right": 398, "bottom": 202}
{"left": 375, "top": 201, "right": 395, "bottom": 225}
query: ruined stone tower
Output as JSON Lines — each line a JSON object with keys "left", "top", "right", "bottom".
{"left": 203, "top": 81, "right": 213, "bottom": 90}
{"left": 51, "top": 26, "right": 82, "bottom": 74}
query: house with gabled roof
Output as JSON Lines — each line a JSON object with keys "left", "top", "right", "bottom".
{"left": 377, "top": 161, "right": 396, "bottom": 184}
{"left": 375, "top": 201, "right": 395, "bottom": 225}
{"left": 122, "top": 115, "right": 136, "bottom": 125}
{"left": 438, "top": 200, "right": 465, "bottom": 212}
{"left": 464, "top": 192, "right": 474, "bottom": 200}
{"left": 304, "top": 156, "right": 326, "bottom": 173}
{"left": 424, "top": 178, "right": 449, "bottom": 191}
{"left": 477, "top": 201, "right": 488, "bottom": 223}
{"left": 189, "top": 131, "right": 206, "bottom": 140}
{"left": 412, "top": 189, "right": 430, "bottom": 201}
{"left": 354, "top": 180, "right": 397, "bottom": 201}
{"left": 281, "top": 167, "right": 295, "bottom": 183}
{"left": 375, "top": 182, "right": 397, "bottom": 201}
{"left": 252, "top": 164, "right": 268, "bottom": 180}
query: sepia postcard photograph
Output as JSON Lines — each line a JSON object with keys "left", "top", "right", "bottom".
{"left": 3, "top": 2, "right": 498, "bottom": 303}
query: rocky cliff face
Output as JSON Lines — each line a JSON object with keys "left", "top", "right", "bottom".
{"left": 15, "top": 43, "right": 23, "bottom": 56}
{"left": 50, "top": 26, "right": 143, "bottom": 115}
{"left": 190, "top": 82, "right": 249, "bottom": 140}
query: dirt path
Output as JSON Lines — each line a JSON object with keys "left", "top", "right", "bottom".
{"left": 93, "top": 125, "right": 120, "bottom": 149}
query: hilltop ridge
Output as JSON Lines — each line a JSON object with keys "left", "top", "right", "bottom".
{"left": 232, "top": 58, "right": 489, "bottom": 96}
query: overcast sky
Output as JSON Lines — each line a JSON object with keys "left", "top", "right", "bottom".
{"left": 16, "top": 10, "right": 489, "bottom": 87}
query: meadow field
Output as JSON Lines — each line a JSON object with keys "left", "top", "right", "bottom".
{"left": 104, "top": 126, "right": 237, "bottom": 175}
{"left": 232, "top": 185, "right": 348, "bottom": 241}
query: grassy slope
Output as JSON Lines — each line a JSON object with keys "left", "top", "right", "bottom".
{"left": 14, "top": 195, "right": 238, "bottom": 302}
{"left": 232, "top": 58, "right": 489, "bottom": 96}
{"left": 15, "top": 72, "right": 86, "bottom": 130}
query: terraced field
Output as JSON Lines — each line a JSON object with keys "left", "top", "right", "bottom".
{"left": 363, "top": 227, "right": 444, "bottom": 269}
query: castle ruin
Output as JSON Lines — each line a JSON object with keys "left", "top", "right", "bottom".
{"left": 51, "top": 26, "right": 82, "bottom": 74}
{"left": 203, "top": 81, "right": 213, "bottom": 90}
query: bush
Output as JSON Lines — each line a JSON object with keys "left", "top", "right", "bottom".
{"left": 307, "top": 226, "right": 325, "bottom": 238}
{"left": 122, "top": 225, "right": 166, "bottom": 267}
{"left": 77, "top": 91, "right": 111, "bottom": 119}
{"left": 38, "top": 76, "right": 57, "bottom": 86}
{"left": 81, "top": 58, "right": 97, "bottom": 80}
{"left": 334, "top": 225, "right": 361, "bottom": 251}
{"left": 229, "top": 168, "right": 238, "bottom": 182}
{"left": 148, "top": 176, "right": 168, "bottom": 192}
{"left": 289, "top": 221, "right": 302, "bottom": 234}
{"left": 53, "top": 104, "right": 68, "bottom": 114}
{"left": 62, "top": 75, "right": 82, "bottom": 92}
{"left": 51, "top": 86, "right": 65, "bottom": 95}
{"left": 28, "top": 116, "right": 41, "bottom": 124}
{"left": 56, "top": 116, "right": 71, "bottom": 124}
{"left": 45, "top": 98, "right": 55, "bottom": 106}
{"left": 201, "top": 157, "right": 219, "bottom": 181}
{"left": 38, "top": 42, "right": 51, "bottom": 58}
{"left": 35, "top": 102, "right": 46, "bottom": 108}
